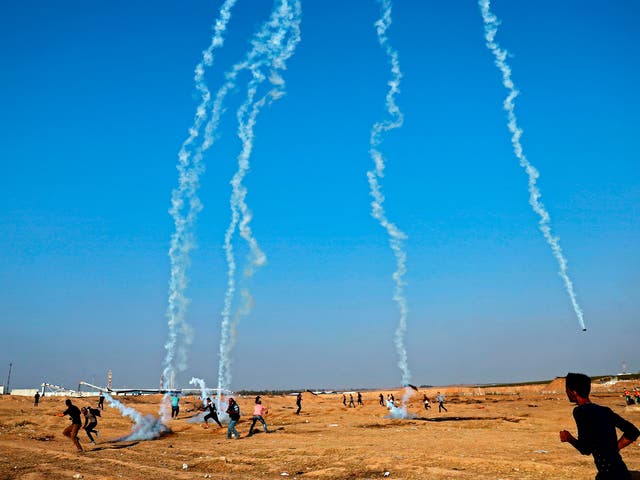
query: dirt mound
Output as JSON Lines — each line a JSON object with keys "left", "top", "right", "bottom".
{"left": 541, "top": 377, "right": 565, "bottom": 393}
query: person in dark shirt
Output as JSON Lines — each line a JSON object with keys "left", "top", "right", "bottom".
{"left": 98, "top": 393, "right": 105, "bottom": 410}
{"left": 81, "top": 407, "right": 99, "bottom": 444}
{"left": 226, "top": 398, "right": 241, "bottom": 439}
{"left": 202, "top": 398, "right": 222, "bottom": 428}
{"left": 59, "top": 399, "right": 83, "bottom": 452}
{"left": 295, "top": 393, "right": 302, "bottom": 415}
{"left": 34, "top": 392, "right": 40, "bottom": 407}
{"left": 357, "top": 392, "right": 363, "bottom": 406}
{"left": 379, "top": 393, "right": 385, "bottom": 406}
{"left": 348, "top": 394, "right": 355, "bottom": 408}
{"left": 560, "top": 372, "right": 639, "bottom": 479}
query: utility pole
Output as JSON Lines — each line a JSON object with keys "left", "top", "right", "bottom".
{"left": 5, "top": 362, "right": 12, "bottom": 395}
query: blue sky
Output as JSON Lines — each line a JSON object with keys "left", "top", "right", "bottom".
{"left": 1, "top": 0, "right": 638, "bottom": 390}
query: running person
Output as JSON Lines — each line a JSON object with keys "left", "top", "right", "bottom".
{"left": 348, "top": 394, "right": 355, "bottom": 408}
{"left": 59, "top": 399, "right": 83, "bottom": 452}
{"left": 560, "top": 372, "right": 639, "bottom": 479}
{"left": 436, "top": 392, "right": 448, "bottom": 412}
{"left": 98, "top": 393, "right": 105, "bottom": 410}
{"left": 81, "top": 407, "right": 99, "bottom": 444}
{"left": 203, "top": 398, "right": 222, "bottom": 428}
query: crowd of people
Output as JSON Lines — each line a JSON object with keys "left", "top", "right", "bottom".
{"left": 47, "top": 374, "right": 640, "bottom": 478}
{"left": 624, "top": 387, "right": 640, "bottom": 406}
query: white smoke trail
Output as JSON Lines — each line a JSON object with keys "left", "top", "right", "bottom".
{"left": 478, "top": 0, "right": 586, "bottom": 331}
{"left": 162, "top": 0, "right": 239, "bottom": 401}
{"left": 217, "top": 0, "right": 302, "bottom": 397}
{"left": 104, "top": 393, "right": 169, "bottom": 441}
{"left": 189, "top": 377, "right": 209, "bottom": 406}
{"left": 368, "top": 0, "right": 413, "bottom": 414}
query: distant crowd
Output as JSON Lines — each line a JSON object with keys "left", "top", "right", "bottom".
{"left": 43, "top": 374, "right": 640, "bottom": 479}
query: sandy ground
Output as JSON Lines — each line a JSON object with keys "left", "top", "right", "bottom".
{"left": 1, "top": 381, "right": 639, "bottom": 480}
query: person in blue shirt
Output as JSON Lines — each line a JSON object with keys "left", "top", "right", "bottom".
{"left": 170, "top": 393, "right": 180, "bottom": 419}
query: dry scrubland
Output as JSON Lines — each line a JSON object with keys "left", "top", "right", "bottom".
{"left": 1, "top": 380, "right": 639, "bottom": 480}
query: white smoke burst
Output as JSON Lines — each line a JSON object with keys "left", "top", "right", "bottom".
{"left": 368, "top": 0, "right": 414, "bottom": 414}
{"left": 478, "top": 0, "right": 586, "bottom": 331}
{"left": 104, "top": 393, "right": 169, "bottom": 441}
{"left": 217, "top": 0, "right": 302, "bottom": 397}
{"left": 162, "top": 0, "right": 239, "bottom": 402}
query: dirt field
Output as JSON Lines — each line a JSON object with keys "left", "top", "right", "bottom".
{"left": 1, "top": 380, "right": 639, "bottom": 480}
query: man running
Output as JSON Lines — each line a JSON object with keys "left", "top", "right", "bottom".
{"left": 248, "top": 397, "right": 270, "bottom": 436}
{"left": 203, "top": 398, "right": 222, "bottom": 428}
{"left": 436, "top": 392, "right": 448, "bottom": 412}
{"left": 58, "top": 399, "right": 83, "bottom": 452}
{"left": 423, "top": 394, "right": 431, "bottom": 410}
{"left": 560, "top": 372, "right": 639, "bottom": 479}
{"left": 81, "top": 407, "right": 99, "bottom": 444}
{"left": 348, "top": 394, "right": 355, "bottom": 408}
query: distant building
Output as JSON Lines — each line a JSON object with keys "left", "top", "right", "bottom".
{"left": 10, "top": 389, "right": 39, "bottom": 397}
